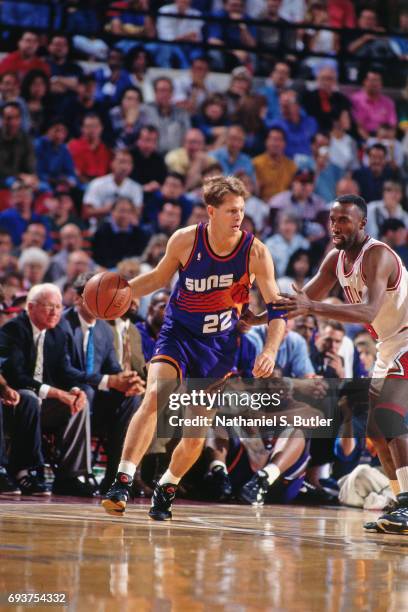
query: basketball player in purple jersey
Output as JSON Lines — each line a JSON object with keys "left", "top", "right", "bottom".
{"left": 102, "top": 176, "right": 286, "bottom": 520}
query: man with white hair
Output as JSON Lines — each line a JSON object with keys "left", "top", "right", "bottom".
{"left": 0, "top": 283, "right": 95, "bottom": 496}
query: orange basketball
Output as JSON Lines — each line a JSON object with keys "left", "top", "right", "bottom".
{"left": 83, "top": 272, "right": 132, "bottom": 320}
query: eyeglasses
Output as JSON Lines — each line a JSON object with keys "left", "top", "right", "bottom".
{"left": 34, "top": 302, "right": 62, "bottom": 312}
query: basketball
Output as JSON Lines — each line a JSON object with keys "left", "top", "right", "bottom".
{"left": 83, "top": 271, "right": 132, "bottom": 320}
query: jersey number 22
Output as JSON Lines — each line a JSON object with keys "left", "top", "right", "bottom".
{"left": 203, "top": 310, "right": 232, "bottom": 334}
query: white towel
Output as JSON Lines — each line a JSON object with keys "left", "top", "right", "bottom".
{"left": 338, "top": 464, "right": 391, "bottom": 508}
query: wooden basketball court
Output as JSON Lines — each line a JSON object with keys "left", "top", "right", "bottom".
{"left": 0, "top": 498, "right": 407, "bottom": 611}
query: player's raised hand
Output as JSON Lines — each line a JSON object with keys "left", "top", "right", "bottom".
{"left": 272, "top": 285, "right": 314, "bottom": 319}
{"left": 252, "top": 351, "right": 275, "bottom": 378}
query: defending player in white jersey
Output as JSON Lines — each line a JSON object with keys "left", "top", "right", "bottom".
{"left": 245, "top": 194, "right": 408, "bottom": 535}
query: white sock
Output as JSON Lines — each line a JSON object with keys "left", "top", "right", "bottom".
{"left": 209, "top": 460, "right": 228, "bottom": 474}
{"left": 16, "top": 469, "right": 28, "bottom": 481}
{"left": 159, "top": 469, "right": 181, "bottom": 486}
{"left": 396, "top": 467, "right": 408, "bottom": 493}
{"left": 117, "top": 461, "right": 136, "bottom": 480}
{"left": 389, "top": 479, "right": 401, "bottom": 497}
{"left": 260, "top": 463, "right": 281, "bottom": 486}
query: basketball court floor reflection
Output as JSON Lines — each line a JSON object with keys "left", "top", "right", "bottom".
{"left": 0, "top": 499, "right": 407, "bottom": 611}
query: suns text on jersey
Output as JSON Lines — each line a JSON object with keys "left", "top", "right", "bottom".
{"left": 185, "top": 274, "right": 234, "bottom": 292}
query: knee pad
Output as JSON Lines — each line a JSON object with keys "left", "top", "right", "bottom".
{"left": 374, "top": 402, "right": 408, "bottom": 439}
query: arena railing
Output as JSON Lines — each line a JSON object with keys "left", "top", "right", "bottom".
{"left": 0, "top": 0, "right": 406, "bottom": 84}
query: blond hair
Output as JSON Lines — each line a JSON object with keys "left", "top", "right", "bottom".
{"left": 202, "top": 175, "right": 249, "bottom": 208}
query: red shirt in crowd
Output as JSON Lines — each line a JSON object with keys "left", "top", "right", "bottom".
{"left": 68, "top": 138, "right": 113, "bottom": 182}
{"left": 328, "top": 0, "right": 356, "bottom": 28}
{"left": 0, "top": 51, "right": 51, "bottom": 80}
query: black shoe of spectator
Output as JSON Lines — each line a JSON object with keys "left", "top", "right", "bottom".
{"left": 239, "top": 471, "right": 269, "bottom": 506}
{"left": 52, "top": 477, "right": 96, "bottom": 498}
{"left": 294, "top": 480, "right": 339, "bottom": 505}
{"left": 149, "top": 483, "right": 178, "bottom": 521}
{"left": 18, "top": 471, "right": 51, "bottom": 496}
{"left": 204, "top": 466, "right": 232, "bottom": 501}
{"left": 101, "top": 473, "right": 133, "bottom": 515}
{"left": 0, "top": 468, "right": 20, "bottom": 495}
{"left": 319, "top": 477, "right": 340, "bottom": 498}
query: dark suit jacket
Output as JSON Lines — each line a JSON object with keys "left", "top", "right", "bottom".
{"left": 302, "top": 89, "right": 351, "bottom": 131}
{"left": 92, "top": 221, "right": 151, "bottom": 269}
{"left": 61, "top": 308, "right": 122, "bottom": 387}
{"left": 0, "top": 311, "right": 85, "bottom": 393}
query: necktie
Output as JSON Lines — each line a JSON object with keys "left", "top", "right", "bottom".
{"left": 33, "top": 330, "right": 45, "bottom": 383}
{"left": 122, "top": 324, "right": 132, "bottom": 371}
{"left": 319, "top": 90, "right": 331, "bottom": 114}
{"left": 86, "top": 326, "right": 95, "bottom": 375}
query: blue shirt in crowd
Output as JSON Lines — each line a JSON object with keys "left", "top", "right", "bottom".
{"left": 35, "top": 137, "right": 77, "bottom": 189}
{"left": 0, "top": 208, "right": 52, "bottom": 249}
{"left": 211, "top": 147, "right": 255, "bottom": 181}
{"left": 247, "top": 327, "right": 315, "bottom": 377}
{"left": 270, "top": 112, "right": 318, "bottom": 159}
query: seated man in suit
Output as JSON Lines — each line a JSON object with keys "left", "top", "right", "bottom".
{"left": 0, "top": 283, "right": 95, "bottom": 497}
{"left": 0, "top": 372, "right": 50, "bottom": 496}
{"left": 61, "top": 273, "right": 145, "bottom": 494}
{"left": 108, "top": 298, "right": 146, "bottom": 377}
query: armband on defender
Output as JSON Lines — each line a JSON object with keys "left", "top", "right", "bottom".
{"left": 266, "top": 303, "right": 287, "bottom": 322}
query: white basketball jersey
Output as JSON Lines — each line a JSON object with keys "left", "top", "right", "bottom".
{"left": 336, "top": 237, "right": 408, "bottom": 342}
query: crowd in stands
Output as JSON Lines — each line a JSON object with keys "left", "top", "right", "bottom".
{"left": 0, "top": 0, "right": 406, "bottom": 508}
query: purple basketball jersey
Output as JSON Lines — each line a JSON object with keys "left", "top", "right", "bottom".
{"left": 165, "top": 223, "right": 254, "bottom": 337}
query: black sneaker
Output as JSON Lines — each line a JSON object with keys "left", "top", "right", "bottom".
{"left": 18, "top": 472, "right": 51, "bottom": 496}
{"left": 101, "top": 473, "right": 133, "bottom": 516}
{"left": 204, "top": 466, "right": 232, "bottom": 501}
{"left": 294, "top": 480, "right": 339, "bottom": 505}
{"left": 0, "top": 469, "right": 20, "bottom": 495}
{"left": 377, "top": 493, "right": 408, "bottom": 535}
{"left": 239, "top": 470, "right": 270, "bottom": 506}
{"left": 148, "top": 483, "right": 178, "bottom": 521}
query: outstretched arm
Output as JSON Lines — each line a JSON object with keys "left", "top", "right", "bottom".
{"left": 276, "top": 247, "right": 395, "bottom": 323}
{"left": 250, "top": 239, "right": 286, "bottom": 378}
{"left": 302, "top": 249, "right": 339, "bottom": 300}
{"left": 128, "top": 228, "right": 194, "bottom": 299}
